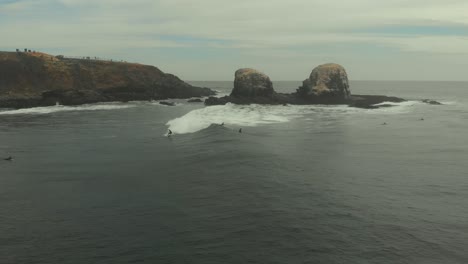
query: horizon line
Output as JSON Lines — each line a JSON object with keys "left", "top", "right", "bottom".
{"left": 188, "top": 80, "right": 468, "bottom": 82}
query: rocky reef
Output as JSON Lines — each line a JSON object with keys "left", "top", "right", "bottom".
{"left": 0, "top": 51, "right": 215, "bottom": 109}
{"left": 205, "top": 64, "right": 406, "bottom": 109}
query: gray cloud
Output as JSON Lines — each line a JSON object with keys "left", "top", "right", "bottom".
{"left": 1, "top": 0, "right": 468, "bottom": 80}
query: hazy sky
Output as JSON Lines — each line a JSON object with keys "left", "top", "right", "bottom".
{"left": 1, "top": 0, "right": 468, "bottom": 81}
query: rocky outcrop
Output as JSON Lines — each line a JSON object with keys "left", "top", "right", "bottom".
{"left": 231, "top": 68, "right": 274, "bottom": 97}
{"left": 297, "top": 63, "right": 350, "bottom": 100}
{"left": 422, "top": 99, "right": 442, "bottom": 105}
{"left": 205, "top": 64, "right": 406, "bottom": 109}
{"left": 348, "top": 95, "right": 405, "bottom": 109}
{"left": 0, "top": 51, "right": 215, "bottom": 109}
{"left": 159, "top": 101, "right": 176, "bottom": 106}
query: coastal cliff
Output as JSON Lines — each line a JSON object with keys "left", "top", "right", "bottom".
{"left": 0, "top": 51, "right": 215, "bottom": 108}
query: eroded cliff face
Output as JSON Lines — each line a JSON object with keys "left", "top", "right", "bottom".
{"left": 0, "top": 52, "right": 214, "bottom": 108}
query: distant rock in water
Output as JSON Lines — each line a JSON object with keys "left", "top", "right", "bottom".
{"left": 231, "top": 68, "right": 274, "bottom": 97}
{"left": 297, "top": 63, "right": 350, "bottom": 100}
{"left": 422, "top": 99, "right": 442, "bottom": 105}
{"left": 159, "top": 101, "right": 176, "bottom": 106}
{"left": 0, "top": 51, "right": 215, "bottom": 109}
{"left": 348, "top": 95, "right": 405, "bottom": 109}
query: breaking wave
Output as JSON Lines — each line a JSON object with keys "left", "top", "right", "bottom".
{"left": 166, "top": 103, "right": 358, "bottom": 135}
{"left": 0, "top": 103, "right": 135, "bottom": 115}
{"left": 166, "top": 100, "right": 437, "bottom": 135}
{"left": 166, "top": 104, "right": 291, "bottom": 134}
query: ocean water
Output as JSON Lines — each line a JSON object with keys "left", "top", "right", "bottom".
{"left": 0, "top": 81, "right": 467, "bottom": 264}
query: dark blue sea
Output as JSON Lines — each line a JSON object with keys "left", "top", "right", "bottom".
{"left": 1, "top": 81, "right": 467, "bottom": 264}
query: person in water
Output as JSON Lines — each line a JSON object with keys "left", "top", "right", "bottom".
{"left": 239, "top": 128, "right": 242, "bottom": 133}
{"left": 4, "top": 156, "right": 13, "bottom": 161}
{"left": 168, "top": 129, "right": 173, "bottom": 136}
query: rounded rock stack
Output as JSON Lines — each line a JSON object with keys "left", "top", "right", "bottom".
{"left": 231, "top": 68, "right": 274, "bottom": 97}
{"left": 298, "top": 63, "right": 350, "bottom": 99}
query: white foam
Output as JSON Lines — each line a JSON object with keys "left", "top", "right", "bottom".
{"left": 365, "top": 100, "right": 428, "bottom": 114}
{"left": 165, "top": 100, "right": 438, "bottom": 135}
{"left": 373, "top": 101, "right": 421, "bottom": 107}
{"left": 166, "top": 104, "right": 287, "bottom": 134}
{"left": 0, "top": 103, "right": 135, "bottom": 115}
{"left": 439, "top": 101, "right": 457, "bottom": 105}
{"left": 214, "top": 90, "right": 230, "bottom": 98}
{"left": 165, "top": 103, "right": 362, "bottom": 135}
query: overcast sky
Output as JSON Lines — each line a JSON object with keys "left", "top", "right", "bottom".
{"left": 1, "top": 0, "right": 468, "bottom": 81}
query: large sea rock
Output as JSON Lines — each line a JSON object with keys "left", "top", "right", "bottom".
{"left": 205, "top": 65, "right": 405, "bottom": 109}
{"left": 297, "top": 63, "right": 350, "bottom": 99}
{"left": 0, "top": 51, "right": 215, "bottom": 109}
{"left": 231, "top": 68, "right": 274, "bottom": 97}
